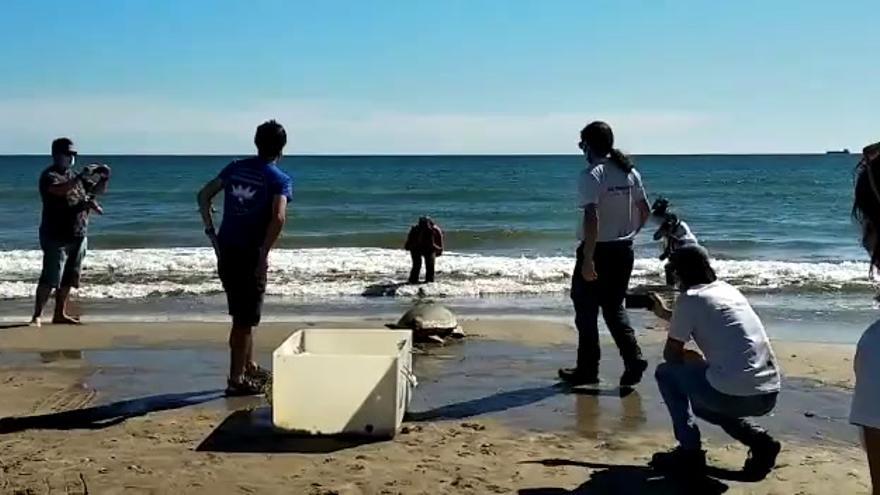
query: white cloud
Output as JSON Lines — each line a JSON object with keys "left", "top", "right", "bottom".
{"left": 0, "top": 95, "right": 714, "bottom": 154}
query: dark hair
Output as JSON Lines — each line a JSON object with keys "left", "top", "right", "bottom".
{"left": 580, "top": 121, "right": 634, "bottom": 173}
{"left": 651, "top": 197, "right": 670, "bottom": 217}
{"left": 254, "top": 120, "right": 287, "bottom": 159}
{"left": 853, "top": 146, "right": 880, "bottom": 271}
{"left": 51, "top": 137, "right": 74, "bottom": 156}
{"left": 669, "top": 245, "right": 717, "bottom": 288}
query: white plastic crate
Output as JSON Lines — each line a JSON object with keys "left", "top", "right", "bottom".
{"left": 271, "top": 328, "right": 416, "bottom": 438}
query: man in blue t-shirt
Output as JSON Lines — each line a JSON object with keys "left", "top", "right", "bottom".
{"left": 197, "top": 120, "right": 293, "bottom": 396}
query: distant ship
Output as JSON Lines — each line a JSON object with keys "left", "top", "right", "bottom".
{"left": 826, "top": 149, "right": 851, "bottom": 155}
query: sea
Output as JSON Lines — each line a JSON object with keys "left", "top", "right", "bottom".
{"left": 0, "top": 154, "right": 876, "bottom": 342}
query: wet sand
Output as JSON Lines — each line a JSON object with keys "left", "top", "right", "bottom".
{"left": 0, "top": 318, "right": 869, "bottom": 494}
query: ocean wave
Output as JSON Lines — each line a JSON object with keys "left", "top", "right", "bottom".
{"left": 0, "top": 247, "right": 872, "bottom": 300}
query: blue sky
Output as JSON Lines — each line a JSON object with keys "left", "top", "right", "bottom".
{"left": 0, "top": 1, "right": 877, "bottom": 154}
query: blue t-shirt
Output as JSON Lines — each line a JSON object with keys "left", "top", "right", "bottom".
{"left": 217, "top": 157, "right": 293, "bottom": 248}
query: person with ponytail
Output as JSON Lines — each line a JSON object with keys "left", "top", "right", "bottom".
{"left": 850, "top": 141, "right": 880, "bottom": 494}
{"left": 559, "top": 121, "right": 651, "bottom": 387}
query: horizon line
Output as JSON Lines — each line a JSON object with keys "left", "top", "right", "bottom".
{"left": 0, "top": 151, "right": 862, "bottom": 158}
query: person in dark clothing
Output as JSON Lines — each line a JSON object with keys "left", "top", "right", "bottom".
{"left": 558, "top": 121, "right": 651, "bottom": 388}
{"left": 30, "top": 138, "right": 106, "bottom": 328}
{"left": 197, "top": 120, "right": 293, "bottom": 396}
{"left": 405, "top": 217, "right": 444, "bottom": 283}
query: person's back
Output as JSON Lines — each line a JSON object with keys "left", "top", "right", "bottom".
{"left": 217, "top": 157, "right": 292, "bottom": 247}
{"left": 578, "top": 160, "right": 646, "bottom": 242}
{"left": 672, "top": 280, "right": 780, "bottom": 396}
{"left": 196, "top": 119, "right": 293, "bottom": 397}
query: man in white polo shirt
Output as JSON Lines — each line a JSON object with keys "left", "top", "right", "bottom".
{"left": 649, "top": 245, "right": 782, "bottom": 478}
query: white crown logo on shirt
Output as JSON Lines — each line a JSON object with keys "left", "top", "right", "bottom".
{"left": 230, "top": 184, "right": 256, "bottom": 204}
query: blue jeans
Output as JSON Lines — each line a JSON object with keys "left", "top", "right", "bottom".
{"left": 655, "top": 361, "right": 777, "bottom": 451}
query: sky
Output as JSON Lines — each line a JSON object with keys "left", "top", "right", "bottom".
{"left": 0, "top": 0, "right": 877, "bottom": 155}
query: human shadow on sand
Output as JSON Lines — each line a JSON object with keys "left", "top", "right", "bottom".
{"left": 519, "top": 460, "right": 732, "bottom": 494}
{"left": 197, "top": 407, "right": 384, "bottom": 454}
{"left": 405, "top": 383, "right": 631, "bottom": 422}
{"left": 0, "top": 389, "right": 224, "bottom": 433}
{"left": 0, "top": 323, "right": 30, "bottom": 330}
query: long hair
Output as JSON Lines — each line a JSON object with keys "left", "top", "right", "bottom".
{"left": 580, "top": 121, "right": 634, "bottom": 173}
{"left": 853, "top": 143, "right": 880, "bottom": 272}
{"left": 669, "top": 245, "right": 717, "bottom": 288}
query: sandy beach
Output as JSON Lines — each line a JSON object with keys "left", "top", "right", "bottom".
{"left": 0, "top": 317, "right": 869, "bottom": 494}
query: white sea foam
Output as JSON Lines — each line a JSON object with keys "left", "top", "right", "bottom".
{"left": 0, "top": 248, "right": 872, "bottom": 300}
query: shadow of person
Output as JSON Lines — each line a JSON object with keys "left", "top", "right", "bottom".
{"left": 0, "top": 323, "right": 30, "bottom": 330}
{"left": 405, "top": 383, "right": 567, "bottom": 421}
{"left": 519, "top": 460, "right": 730, "bottom": 495}
{"left": 0, "top": 389, "right": 224, "bottom": 433}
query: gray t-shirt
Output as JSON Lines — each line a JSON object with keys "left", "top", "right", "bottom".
{"left": 576, "top": 159, "right": 648, "bottom": 242}
{"left": 669, "top": 281, "right": 781, "bottom": 396}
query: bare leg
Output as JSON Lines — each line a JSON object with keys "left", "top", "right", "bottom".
{"left": 30, "top": 284, "right": 53, "bottom": 327}
{"left": 229, "top": 324, "right": 253, "bottom": 382}
{"left": 52, "top": 286, "right": 80, "bottom": 324}
{"left": 245, "top": 332, "right": 259, "bottom": 372}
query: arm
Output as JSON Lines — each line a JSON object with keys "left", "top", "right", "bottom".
{"left": 864, "top": 427, "right": 880, "bottom": 495}
{"left": 260, "top": 195, "right": 288, "bottom": 257}
{"left": 635, "top": 199, "right": 651, "bottom": 233}
{"left": 580, "top": 205, "right": 599, "bottom": 281}
{"left": 197, "top": 177, "right": 224, "bottom": 253}
{"left": 433, "top": 226, "right": 444, "bottom": 254}
{"left": 650, "top": 293, "right": 673, "bottom": 321}
{"left": 197, "top": 177, "right": 223, "bottom": 232}
{"left": 576, "top": 169, "right": 601, "bottom": 281}
{"left": 663, "top": 338, "right": 686, "bottom": 364}
{"left": 45, "top": 173, "right": 84, "bottom": 197}
{"left": 662, "top": 338, "right": 705, "bottom": 364}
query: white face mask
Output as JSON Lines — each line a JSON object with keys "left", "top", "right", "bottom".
{"left": 57, "top": 154, "right": 74, "bottom": 169}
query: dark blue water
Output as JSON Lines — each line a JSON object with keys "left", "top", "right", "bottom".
{"left": 0, "top": 154, "right": 872, "bottom": 305}
{"left": 0, "top": 154, "right": 863, "bottom": 260}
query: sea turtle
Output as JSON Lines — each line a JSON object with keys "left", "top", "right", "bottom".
{"left": 387, "top": 301, "right": 465, "bottom": 344}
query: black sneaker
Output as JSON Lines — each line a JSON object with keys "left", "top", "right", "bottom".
{"left": 743, "top": 438, "right": 781, "bottom": 479}
{"left": 649, "top": 446, "right": 707, "bottom": 473}
{"left": 558, "top": 368, "right": 600, "bottom": 386}
{"left": 620, "top": 359, "right": 649, "bottom": 388}
{"left": 225, "top": 377, "right": 264, "bottom": 397}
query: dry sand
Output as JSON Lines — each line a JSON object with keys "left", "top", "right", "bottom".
{"left": 0, "top": 318, "right": 869, "bottom": 494}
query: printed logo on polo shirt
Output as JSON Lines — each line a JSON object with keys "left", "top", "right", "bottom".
{"left": 231, "top": 184, "right": 257, "bottom": 204}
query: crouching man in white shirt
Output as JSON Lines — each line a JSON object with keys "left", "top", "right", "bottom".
{"left": 648, "top": 245, "right": 782, "bottom": 478}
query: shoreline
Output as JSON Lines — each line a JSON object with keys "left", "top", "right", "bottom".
{"left": 0, "top": 317, "right": 858, "bottom": 390}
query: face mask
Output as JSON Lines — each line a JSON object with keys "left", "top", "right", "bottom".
{"left": 57, "top": 155, "right": 74, "bottom": 169}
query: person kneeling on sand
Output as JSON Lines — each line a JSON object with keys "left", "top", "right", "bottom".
{"left": 648, "top": 245, "right": 782, "bottom": 478}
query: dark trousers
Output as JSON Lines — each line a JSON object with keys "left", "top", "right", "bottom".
{"left": 571, "top": 241, "right": 642, "bottom": 373}
{"left": 409, "top": 251, "right": 436, "bottom": 283}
